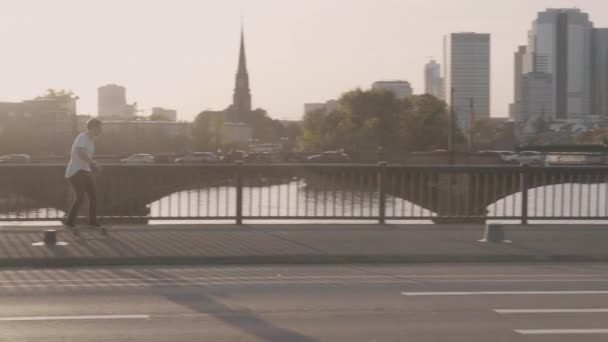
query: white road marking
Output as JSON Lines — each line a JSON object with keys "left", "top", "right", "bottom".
{"left": 496, "top": 309, "right": 608, "bottom": 314}
{"left": 0, "top": 279, "right": 414, "bottom": 289}
{"left": 402, "top": 291, "right": 608, "bottom": 296}
{"left": 0, "top": 275, "right": 415, "bottom": 284}
{"left": 516, "top": 329, "right": 608, "bottom": 335}
{"left": 0, "top": 274, "right": 606, "bottom": 287}
{"left": 0, "top": 315, "right": 150, "bottom": 322}
{"left": 0, "top": 273, "right": 606, "bottom": 284}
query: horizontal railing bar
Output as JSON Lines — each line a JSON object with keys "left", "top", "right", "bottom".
{"left": 2, "top": 164, "right": 608, "bottom": 172}
{"left": 4, "top": 216, "right": 607, "bottom": 222}
{"left": 2, "top": 163, "right": 608, "bottom": 172}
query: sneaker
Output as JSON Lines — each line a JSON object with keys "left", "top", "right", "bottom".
{"left": 89, "top": 222, "right": 108, "bottom": 235}
{"left": 62, "top": 221, "right": 80, "bottom": 236}
{"left": 62, "top": 220, "right": 76, "bottom": 228}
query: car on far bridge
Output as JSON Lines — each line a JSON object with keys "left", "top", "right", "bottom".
{"left": 477, "top": 150, "right": 515, "bottom": 161}
{"left": 503, "top": 151, "right": 544, "bottom": 165}
{"left": 120, "top": 154, "right": 155, "bottom": 165}
{"left": 306, "top": 151, "right": 352, "bottom": 163}
{"left": 175, "top": 152, "right": 219, "bottom": 164}
{"left": 0, "top": 154, "right": 32, "bottom": 164}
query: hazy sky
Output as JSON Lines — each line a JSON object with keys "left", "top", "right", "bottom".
{"left": 1, "top": 0, "right": 607, "bottom": 121}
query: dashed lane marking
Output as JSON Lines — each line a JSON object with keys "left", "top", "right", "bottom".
{"left": 0, "top": 315, "right": 150, "bottom": 322}
{"left": 402, "top": 291, "right": 608, "bottom": 296}
{"left": 516, "top": 329, "right": 608, "bottom": 335}
{"left": 496, "top": 308, "right": 608, "bottom": 314}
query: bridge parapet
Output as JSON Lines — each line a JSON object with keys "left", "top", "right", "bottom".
{"left": 0, "top": 164, "right": 606, "bottom": 224}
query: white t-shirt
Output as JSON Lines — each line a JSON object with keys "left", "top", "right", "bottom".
{"left": 65, "top": 132, "right": 95, "bottom": 178}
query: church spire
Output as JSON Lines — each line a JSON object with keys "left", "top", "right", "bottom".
{"left": 237, "top": 24, "right": 248, "bottom": 76}
{"left": 232, "top": 22, "right": 252, "bottom": 120}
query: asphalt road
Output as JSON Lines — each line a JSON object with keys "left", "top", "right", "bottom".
{"left": 2, "top": 263, "right": 608, "bottom": 341}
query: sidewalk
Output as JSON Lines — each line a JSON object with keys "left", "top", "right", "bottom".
{"left": 0, "top": 224, "right": 607, "bottom": 268}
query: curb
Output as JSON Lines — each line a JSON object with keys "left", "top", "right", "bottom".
{"left": 2, "top": 254, "right": 608, "bottom": 268}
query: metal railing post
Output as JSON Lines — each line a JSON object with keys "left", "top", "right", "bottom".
{"left": 378, "top": 162, "right": 388, "bottom": 224}
{"left": 520, "top": 164, "right": 529, "bottom": 225}
{"left": 235, "top": 161, "right": 244, "bottom": 225}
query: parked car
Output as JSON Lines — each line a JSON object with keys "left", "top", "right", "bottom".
{"left": 223, "top": 150, "right": 248, "bottom": 163}
{"left": 306, "top": 151, "right": 352, "bottom": 163}
{"left": 0, "top": 154, "right": 31, "bottom": 164}
{"left": 410, "top": 149, "right": 449, "bottom": 155}
{"left": 120, "top": 154, "right": 155, "bottom": 164}
{"left": 504, "top": 151, "right": 544, "bottom": 165}
{"left": 175, "top": 152, "right": 218, "bottom": 164}
{"left": 477, "top": 150, "right": 515, "bottom": 161}
{"left": 153, "top": 155, "right": 174, "bottom": 164}
{"left": 246, "top": 152, "right": 275, "bottom": 163}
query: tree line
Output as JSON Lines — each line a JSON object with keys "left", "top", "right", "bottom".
{"left": 299, "top": 89, "right": 465, "bottom": 158}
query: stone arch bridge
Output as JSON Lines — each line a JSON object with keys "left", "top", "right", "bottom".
{"left": 0, "top": 164, "right": 605, "bottom": 223}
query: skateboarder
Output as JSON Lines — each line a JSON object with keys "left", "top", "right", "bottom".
{"left": 63, "top": 118, "right": 103, "bottom": 231}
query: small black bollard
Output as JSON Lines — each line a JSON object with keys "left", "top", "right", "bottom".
{"left": 32, "top": 229, "right": 68, "bottom": 247}
{"left": 478, "top": 224, "right": 512, "bottom": 243}
{"left": 44, "top": 230, "right": 57, "bottom": 246}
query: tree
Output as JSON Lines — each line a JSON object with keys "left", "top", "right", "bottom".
{"left": 576, "top": 128, "right": 608, "bottom": 145}
{"left": 299, "top": 109, "right": 329, "bottom": 151}
{"left": 472, "top": 118, "right": 505, "bottom": 144}
{"left": 298, "top": 89, "right": 463, "bottom": 157}
{"left": 533, "top": 116, "right": 549, "bottom": 133}
{"left": 191, "top": 111, "right": 224, "bottom": 151}
{"left": 246, "top": 109, "right": 285, "bottom": 143}
{"left": 35, "top": 89, "right": 75, "bottom": 100}
{"left": 398, "top": 94, "right": 461, "bottom": 151}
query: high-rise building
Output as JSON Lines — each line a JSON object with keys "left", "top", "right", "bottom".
{"left": 593, "top": 28, "right": 608, "bottom": 117}
{"left": 510, "top": 46, "right": 527, "bottom": 120}
{"left": 372, "top": 81, "right": 413, "bottom": 100}
{"left": 424, "top": 60, "right": 444, "bottom": 99}
{"left": 443, "top": 32, "right": 491, "bottom": 130}
{"left": 525, "top": 8, "right": 594, "bottom": 120}
{"left": 98, "top": 84, "right": 135, "bottom": 118}
{"left": 520, "top": 72, "right": 554, "bottom": 124}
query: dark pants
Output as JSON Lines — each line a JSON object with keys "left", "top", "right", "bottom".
{"left": 66, "top": 170, "right": 97, "bottom": 225}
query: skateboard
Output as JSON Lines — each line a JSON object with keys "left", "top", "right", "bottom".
{"left": 63, "top": 224, "right": 109, "bottom": 238}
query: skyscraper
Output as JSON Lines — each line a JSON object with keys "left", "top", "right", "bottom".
{"left": 593, "top": 28, "right": 608, "bottom": 117}
{"left": 424, "top": 60, "right": 444, "bottom": 99}
{"left": 509, "top": 46, "right": 527, "bottom": 120}
{"left": 443, "top": 33, "right": 491, "bottom": 130}
{"left": 520, "top": 72, "right": 554, "bottom": 125}
{"left": 524, "top": 9, "right": 594, "bottom": 120}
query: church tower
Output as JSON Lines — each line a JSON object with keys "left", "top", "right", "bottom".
{"left": 231, "top": 26, "right": 252, "bottom": 121}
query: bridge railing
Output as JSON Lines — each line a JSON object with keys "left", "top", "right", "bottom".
{"left": 0, "top": 163, "right": 607, "bottom": 224}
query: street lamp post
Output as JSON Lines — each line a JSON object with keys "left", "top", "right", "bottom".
{"left": 377, "top": 146, "right": 385, "bottom": 162}
{"left": 280, "top": 137, "right": 289, "bottom": 150}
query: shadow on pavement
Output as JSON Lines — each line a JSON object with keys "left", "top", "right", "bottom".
{"left": 166, "top": 291, "right": 317, "bottom": 342}
{"left": 109, "top": 267, "right": 318, "bottom": 342}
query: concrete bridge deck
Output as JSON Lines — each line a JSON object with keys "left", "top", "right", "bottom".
{"left": 1, "top": 224, "right": 607, "bottom": 268}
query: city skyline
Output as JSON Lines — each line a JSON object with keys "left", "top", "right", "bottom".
{"left": 1, "top": 0, "right": 608, "bottom": 121}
